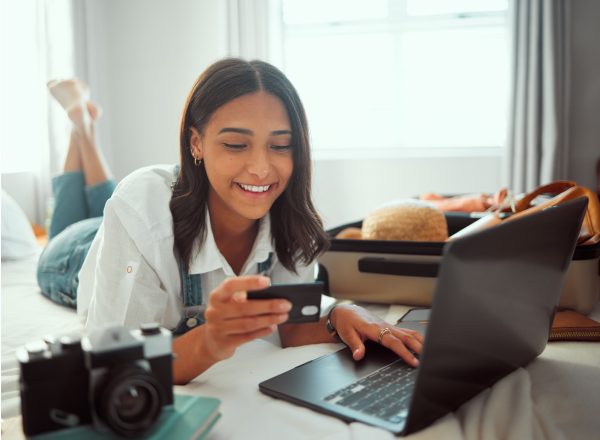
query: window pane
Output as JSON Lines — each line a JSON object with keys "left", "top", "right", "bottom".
{"left": 285, "top": 33, "right": 396, "bottom": 150}
{"left": 283, "top": 0, "right": 388, "bottom": 25}
{"left": 285, "top": 25, "right": 508, "bottom": 150}
{"left": 399, "top": 26, "right": 509, "bottom": 147}
{"left": 407, "top": 0, "right": 508, "bottom": 16}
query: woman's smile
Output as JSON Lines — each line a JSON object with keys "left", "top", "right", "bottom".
{"left": 235, "top": 182, "right": 276, "bottom": 198}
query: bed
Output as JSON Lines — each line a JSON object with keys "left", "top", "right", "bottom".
{"left": 2, "top": 253, "right": 600, "bottom": 440}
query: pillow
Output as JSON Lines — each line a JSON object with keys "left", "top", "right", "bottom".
{"left": 1, "top": 189, "right": 40, "bottom": 261}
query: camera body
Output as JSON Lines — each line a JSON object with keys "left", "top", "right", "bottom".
{"left": 17, "top": 323, "right": 173, "bottom": 438}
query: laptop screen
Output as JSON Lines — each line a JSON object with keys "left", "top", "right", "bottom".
{"left": 404, "top": 198, "right": 587, "bottom": 434}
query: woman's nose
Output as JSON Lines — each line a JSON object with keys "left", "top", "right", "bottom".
{"left": 247, "top": 148, "right": 270, "bottom": 180}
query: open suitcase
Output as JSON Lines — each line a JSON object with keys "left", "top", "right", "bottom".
{"left": 317, "top": 212, "right": 600, "bottom": 315}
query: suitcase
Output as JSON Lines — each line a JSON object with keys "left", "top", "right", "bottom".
{"left": 317, "top": 212, "right": 600, "bottom": 315}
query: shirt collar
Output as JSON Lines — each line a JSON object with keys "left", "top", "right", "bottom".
{"left": 187, "top": 210, "right": 274, "bottom": 276}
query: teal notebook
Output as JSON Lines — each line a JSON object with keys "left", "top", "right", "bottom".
{"left": 29, "top": 395, "right": 221, "bottom": 440}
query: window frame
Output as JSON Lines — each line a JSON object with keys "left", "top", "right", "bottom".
{"left": 279, "top": 0, "right": 510, "bottom": 160}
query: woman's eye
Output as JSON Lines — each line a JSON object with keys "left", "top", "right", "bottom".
{"left": 223, "top": 143, "right": 246, "bottom": 150}
{"left": 271, "top": 145, "right": 292, "bottom": 152}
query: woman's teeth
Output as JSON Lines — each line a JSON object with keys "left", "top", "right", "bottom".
{"left": 238, "top": 183, "right": 271, "bottom": 193}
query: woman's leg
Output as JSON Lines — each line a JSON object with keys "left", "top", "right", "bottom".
{"left": 47, "top": 79, "right": 115, "bottom": 237}
{"left": 49, "top": 126, "right": 94, "bottom": 239}
{"left": 48, "top": 78, "right": 110, "bottom": 185}
{"left": 39, "top": 79, "right": 114, "bottom": 307}
{"left": 38, "top": 217, "right": 103, "bottom": 308}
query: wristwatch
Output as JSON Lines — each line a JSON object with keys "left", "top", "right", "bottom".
{"left": 326, "top": 306, "right": 345, "bottom": 344}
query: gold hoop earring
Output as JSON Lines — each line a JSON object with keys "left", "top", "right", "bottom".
{"left": 194, "top": 157, "right": 202, "bottom": 166}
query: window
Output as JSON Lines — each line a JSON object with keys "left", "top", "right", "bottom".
{"left": 1, "top": 1, "right": 46, "bottom": 174}
{"left": 281, "top": 0, "right": 510, "bottom": 159}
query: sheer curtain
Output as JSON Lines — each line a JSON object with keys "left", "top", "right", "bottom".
{"left": 1, "top": 1, "right": 53, "bottom": 224}
{"left": 226, "top": 0, "right": 284, "bottom": 68}
{"left": 504, "top": 0, "right": 570, "bottom": 193}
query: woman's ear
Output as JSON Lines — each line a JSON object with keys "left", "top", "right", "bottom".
{"left": 189, "top": 127, "right": 203, "bottom": 159}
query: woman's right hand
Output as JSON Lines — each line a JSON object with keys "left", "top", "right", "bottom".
{"left": 202, "top": 275, "right": 291, "bottom": 362}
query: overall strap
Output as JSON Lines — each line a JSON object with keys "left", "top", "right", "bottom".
{"left": 172, "top": 260, "right": 206, "bottom": 335}
{"left": 171, "top": 163, "right": 206, "bottom": 335}
{"left": 257, "top": 252, "right": 274, "bottom": 274}
{"left": 180, "top": 261, "right": 204, "bottom": 308}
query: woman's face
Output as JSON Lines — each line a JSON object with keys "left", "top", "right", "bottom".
{"left": 190, "top": 91, "right": 294, "bottom": 225}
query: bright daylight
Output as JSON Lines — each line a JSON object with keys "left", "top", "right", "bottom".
{"left": 1, "top": 1, "right": 600, "bottom": 439}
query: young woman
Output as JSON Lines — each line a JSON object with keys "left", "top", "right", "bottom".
{"left": 38, "top": 58, "right": 423, "bottom": 384}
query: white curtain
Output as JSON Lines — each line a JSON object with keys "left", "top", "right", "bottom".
{"left": 226, "top": 0, "right": 284, "bottom": 69}
{"left": 504, "top": 0, "right": 570, "bottom": 193}
{"left": 0, "top": 0, "right": 58, "bottom": 224}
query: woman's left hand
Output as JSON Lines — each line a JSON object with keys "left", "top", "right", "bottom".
{"left": 329, "top": 305, "right": 424, "bottom": 367}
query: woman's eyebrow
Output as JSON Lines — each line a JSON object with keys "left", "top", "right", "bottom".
{"left": 269, "top": 130, "right": 292, "bottom": 136}
{"left": 218, "top": 128, "right": 292, "bottom": 136}
{"left": 219, "top": 127, "right": 253, "bottom": 135}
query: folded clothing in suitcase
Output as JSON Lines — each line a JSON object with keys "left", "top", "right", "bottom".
{"left": 318, "top": 212, "right": 600, "bottom": 315}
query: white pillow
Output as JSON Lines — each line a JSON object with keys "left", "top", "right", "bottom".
{"left": 1, "top": 189, "right": 40, "bottom": 261}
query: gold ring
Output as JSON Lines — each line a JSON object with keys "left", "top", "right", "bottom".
{"left": 379, "top": 328, "right": 391, "bottom": 345}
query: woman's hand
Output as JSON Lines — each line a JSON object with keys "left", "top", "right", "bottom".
{"left": 173, "top": 275, "right": 291, "bottom": 384}
{"left": 330, "top": 305, "right": 424, "bottom": 367}
{"left": 203, "top": 275, "right": 291, "bottom": 362}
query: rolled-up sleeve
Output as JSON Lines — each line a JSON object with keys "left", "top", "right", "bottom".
{"left": 86, "top": 197, "right": 168, "bottom": 333}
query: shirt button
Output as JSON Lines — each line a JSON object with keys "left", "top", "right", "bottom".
{"left": 186, "top": 318, "right": 197, "bottom": 328}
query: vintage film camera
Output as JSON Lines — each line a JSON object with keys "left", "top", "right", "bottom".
{"left": 17, "top": 323, "right": 173, "bottom": 438}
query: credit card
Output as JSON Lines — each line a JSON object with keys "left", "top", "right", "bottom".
{"left": 247, "top": 282, "right": 324, "bottom": 324}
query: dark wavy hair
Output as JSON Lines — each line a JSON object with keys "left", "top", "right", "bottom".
{"left": 170, "top": 58, "right": 330, "bottom": 273}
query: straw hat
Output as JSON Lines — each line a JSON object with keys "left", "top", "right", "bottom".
{"left": 362, "top": 199, "right": 448, "bottom": 241}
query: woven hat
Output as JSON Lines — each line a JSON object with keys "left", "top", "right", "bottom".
{"left": 362, "top": 199, "right": 448, "bottom": 242}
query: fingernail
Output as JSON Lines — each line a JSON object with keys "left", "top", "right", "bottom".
{"left": 270, "top": 325, "right": 277, "bottom": 332}
{"left": 280, "top": 301, "right": 292, "bottom": 311}
{"left": 278, "top": 314, "right": 288, "bottom": 323}
{"left": 259, "top": 276, "right": 271, "bottom": 287}
{"left": 354, "top": 349, "right": 360, "bottom": 356}
{"left": 414, "top": 359, "right": 420, "bottom": 367}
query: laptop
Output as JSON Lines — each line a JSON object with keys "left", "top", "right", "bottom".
{"left": 258, "top": 197, "right": 588, "bottom": 435}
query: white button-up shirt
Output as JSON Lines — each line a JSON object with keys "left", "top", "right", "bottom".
{"left": 77, "top": 164, "right": 315, "bottom": 334}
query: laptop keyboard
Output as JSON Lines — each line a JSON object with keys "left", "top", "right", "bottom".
{"left": 322, "top": 360, "right": 417, "bottom": 424}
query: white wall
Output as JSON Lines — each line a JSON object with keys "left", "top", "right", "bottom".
{"left": 86, "top": 0, "right": 228, "bottom": 181}
{"left": 313, "top": 156, "right": 501, "bottom": 229}
{"left": 1, "top": 173, "right": 40, "bottom": 224}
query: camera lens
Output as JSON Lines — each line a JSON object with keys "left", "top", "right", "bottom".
{"left": 113, "top": 381, "right": 155, "bottom": 424}
{"left": 97, "top": 365, "right": 165, "bottom": 438}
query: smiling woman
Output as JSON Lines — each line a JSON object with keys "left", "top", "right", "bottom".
{"left": 38, "top": 58, "right": 424, "bottom": 385}
{"left": 171, "top": 60, "right": 324, "bottom": 277}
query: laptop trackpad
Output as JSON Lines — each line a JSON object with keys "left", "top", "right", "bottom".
{"left": 314, "top": 340, "right": 405, "bottom": 380}
{"left": 394, "top": 321, "right": 428, "bottom": 337}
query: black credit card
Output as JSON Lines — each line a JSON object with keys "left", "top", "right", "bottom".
{"left": 247, "top": 282, "right": 324, "bottom": 324}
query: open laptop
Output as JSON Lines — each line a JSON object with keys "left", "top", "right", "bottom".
{"left": 258, "top": 197, "right": 588, "bottom": 435}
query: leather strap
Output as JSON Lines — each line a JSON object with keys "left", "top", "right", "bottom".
{"left": 513, "top": 181, "right": 576, "bottom": 212}
{"left": 451, "top": 184, "right": 600, "bottom": 245}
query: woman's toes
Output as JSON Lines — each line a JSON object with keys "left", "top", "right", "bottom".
{"left": 86, "top": 102, "right": 103, "bottom": 121}
{"left": 48, "top": 78, "right": 91, "bottom": 110}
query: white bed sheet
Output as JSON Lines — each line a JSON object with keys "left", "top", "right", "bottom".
{"left": 2, "top": 255, "right": 599, "bottom": 439}
{"left": 1, "top": 253, "right": 85, "bottom": 418}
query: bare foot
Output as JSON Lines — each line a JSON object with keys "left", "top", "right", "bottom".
{"left": 47, "top": 79, "right": 101, "bottom": 136}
